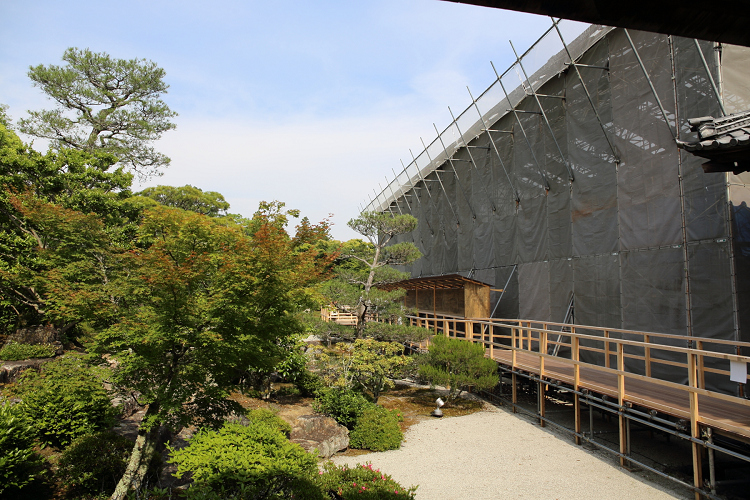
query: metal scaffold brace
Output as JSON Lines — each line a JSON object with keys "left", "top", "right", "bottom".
{"left": 427, "top": 130, "right": 477, "bottom": 220}
{"left": 467, "top": 86, "right": 520, "bottom": 203}
{"left": 492, "top": 62, "right": 551, "bottom": 192}
{"left": 552, "top": 17, "right": 620, "bottom": 164}
{"left": 510, "top": 39, "right": 574, "bottom": 182}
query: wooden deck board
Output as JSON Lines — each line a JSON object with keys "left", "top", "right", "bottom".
{"left": 491, "top": 349, "right": 750, "bottom": 440}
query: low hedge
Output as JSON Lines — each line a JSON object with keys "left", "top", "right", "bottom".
{"left": 348, "top": 405, "right": 403, "bottom": 452}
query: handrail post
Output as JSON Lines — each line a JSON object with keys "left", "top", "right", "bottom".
{"left": 644, "top": 334, "right": 652, "bottom": 378}
{"left": 688, "top": 350, "right": 703, "bottom": 500}
{"left": 570, "top": 336, "right": 581, "bottom": 445}
{"left": 539, "top": 328, "right": 547, "bottom": 427}
{"left": 617, "top": 342, "right": 627, "bottom": 467}
{"left": 697, "top": 340, "right": 705, "bottom": 390}
{"left": 489, "top": 322, "right": 495, "bottom": 360}
{"left": 604, "top": 330, "right": 611, "bottom": 368}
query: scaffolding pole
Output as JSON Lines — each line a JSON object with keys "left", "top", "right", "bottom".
{"left": 467, "top": 86, "right": 520, "bottom": 202}
{"left": 447, "top": 106, "right": 499, "bottom": 211}
{"left": 400, "top": 159, "right": 435, "bottom": 237}
{"left": 552, "top": 17, "right": 620, "bottom": 163}
{"left": 391, "top": 168, "right": 412, "bottom": 212}
{"left": 693, "top": 38, "right": 727, "bottom": 117}
{"left": 410, "top": 147, "right": 459, "bottom": 226}
{"left": 623, "top": 28, "right": 677, "bottom": 141}
{"left": 510, "top": 39, "right": 574, "bottom": 182}
{"left": 492, "top": 65, "right": 551, "bottom": 192}
{"left": 427, "top": 131, "right": 477, "bottom": 220}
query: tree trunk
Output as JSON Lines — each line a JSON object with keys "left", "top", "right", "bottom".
{"left": 355, "top": 303, "right": 367, "bottom": 339}
{"left": 110, "top": 404, "right": 161, "bottom": 500}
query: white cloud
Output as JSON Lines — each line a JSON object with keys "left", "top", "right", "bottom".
{"left": 137, "top": 109, "right": 437, "bottom": 241}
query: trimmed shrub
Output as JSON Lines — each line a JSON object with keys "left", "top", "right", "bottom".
{"left": 312, "top": 387, "right": 373, "bottom": 430}
{"left": 8, "top": 355, "right": 117, "bottom": 448}
{"left": 0, "top": 401, "right": 44, "bottom": 496}
{"left": 348, "top": 405, "right": 403, "bottom": 452}
{"left": 245, "top": 408, "right": 291, "bottom": 437}
{"left": 418, "top": 335, "right": 499, "bottom": 403}
{"left": 316, "top": 462, "right": 417, "bottom": 499}
{"left": 0, "top": 341, "right": 56, "bottom": 361}
{"left": 294, "top": 369, "right": 323, "bottom": 397}
{"left": 168, "top": 421, "right": 325, "bottom": 500}
{"left": 57, "top": 430, "right": 160, "bottom": 496}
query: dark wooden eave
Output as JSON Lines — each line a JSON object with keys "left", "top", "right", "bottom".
{"left": 677, "top": 112, "right": 750, "bottom": 173}
{"left": 377, "top": 274, "right": 492, "bottom": 291}
{"left": 441, "top": 0, "right": 750, "bottom": 47}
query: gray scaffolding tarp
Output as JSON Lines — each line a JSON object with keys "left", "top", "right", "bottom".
{"left": 385, "top": 25, "right": 750, "bottom": 394}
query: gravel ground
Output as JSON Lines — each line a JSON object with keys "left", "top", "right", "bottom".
{"left": 331, "top": 402, "right": 687, "bottom": 500}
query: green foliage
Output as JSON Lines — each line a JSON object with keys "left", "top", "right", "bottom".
{"left": 168, "top": 421, "right": 324, "bottom": 500}
{"left": 348, "top": 405, "right": 403, "bottom": 452}
{"left": 362, "top": 321, "right": 428, "bottom": 344}
{"left": 316, "top": 462, "right": 417, "bottom": 499}
{"left": 19, "top": 47, "right": 177, "bottom": 178}
{"left": 94, "top": 203, "right": 333, "bottom": 496}
{"left": 57, "top": 431, "right": 160, "bottom": 496}
{"left": 312, "top": 387, "right": 373, "bottom": 430}
{"left": 298, "top": 310, "right": 356, "bottom": 344}
{"left": 324, "top": 212, "right": 421, "bottom": 337}
{"left": 418, "top": 336, "right": 499, "bottom": 403}
{"left": 294, "top": 369, "right": 324, "bottom": 398}
{"left": 274, "top": 335, "right": 322, "bottom": 397}
{"left": 8, "top": 355, "right": 116, "bottom": 448}
{"left": 0, "top": 122, "right": 138, "bottom": 333}
{"left": 346, "top": 212, "right": 418, "bottom": 242}
{"left": 0, "top": 104, "right": 10, "bottom": 128}
{"left": 0, "top": 341, "right": 56, "bottom": 361}
{"left": 245, "top": 408, "right": 291, "bottom": 437}
{"left": 94, "top": 204, "right": 327, "bottom": 432}
{"left": 137, "top": 185, "right": 231, "bottom": 217}
{"left": 350, "top": 339, "right": 410, "bottom": 403}
{"left": 0, "top": 401, "right": 44, "bottom": 496}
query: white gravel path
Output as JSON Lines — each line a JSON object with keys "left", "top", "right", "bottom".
{"left": 331, "top": 403, "right": 686, "bottom": 500}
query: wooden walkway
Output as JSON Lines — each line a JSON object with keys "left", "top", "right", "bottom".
{"left": 491, "top": 349, "right": 750, "bottom": 442}
{"left": 405, "top": 313, "right": 750, "bottom": 499}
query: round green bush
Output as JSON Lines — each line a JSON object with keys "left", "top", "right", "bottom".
{"left": 316, "top": 462, "right": 417, "bottom": 499}
{"left": 0, "top": 401, "right": 43, "bottom": 496}
{"left": 9, "top": 355, "right": 117, "bottom": 448}
{"left": 245, "top": 408, "right": 291, "bottom": 436}
{"left": 295, "top": 369, "right": 323, "bottom": 397}
{"left": 0, "top": 342, "right": 56, "bottom": 361}
{"left": 57, "top": 430, "right": 160, "bottom": 496}
{"left": 312, "top": 387, "right": 373, "bottom": 430}
{"left": 348, "top": 406, "right": 403, "bottom": 452}
{"left": 168, "top": 421, "right": 325, "bottom": 500}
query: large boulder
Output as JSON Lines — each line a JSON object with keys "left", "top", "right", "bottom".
{"left": 290, "top": 415, "right": 349, "bottom": 458}
{"left": 0, "top": 358, "right": 49, "bottom": 384}
{"left": 6, "top": 325, "right": 58, "bottom": 345}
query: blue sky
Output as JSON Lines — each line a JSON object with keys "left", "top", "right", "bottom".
{"left": 0, "top": 0, "right": 561, "bottom": 240}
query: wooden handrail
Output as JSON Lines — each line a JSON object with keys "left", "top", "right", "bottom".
{"left": 402, "top": 314, "right": 750, "bottom": 387}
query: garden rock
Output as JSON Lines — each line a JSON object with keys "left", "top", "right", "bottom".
{"left": 0, "top": 358, "right": 50, "bottom": 384}
{"left": 290, "top": 414, "right": 349, "bottom": 458}
{"left": 6, "top": 325, "right": 58, "bottom": 345}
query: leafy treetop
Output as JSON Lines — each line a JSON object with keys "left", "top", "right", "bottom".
{"left": 18, "top": 47, "right": 177, "bottom": 179}
{"left": 137, "top": 184, "right": 230, "bottom": 217}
